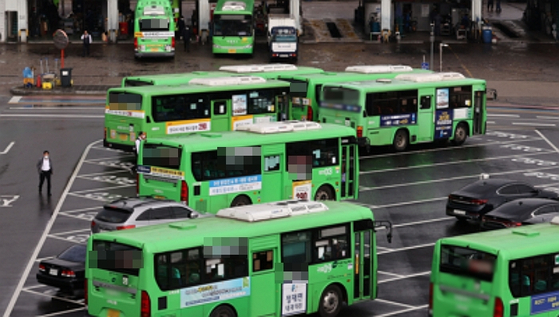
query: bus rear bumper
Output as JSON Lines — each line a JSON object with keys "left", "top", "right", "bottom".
{"left": 134, "top": 52, "right": 175, "bottom": 58}
{"left": 104, "top": 139, "right": 134, "bottom": 153}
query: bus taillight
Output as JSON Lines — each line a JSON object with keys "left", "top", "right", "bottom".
{"left": 134, "top": 37, "right": 138, "bottom": 49}
{"left": 357, "top": 126, "right": 363, "bottom": 138}
{"left": 172, "top": 37, "right": 175, "bottom": 48}
{"left": 306, "top": 105, "right": 313, "bottom": 121}
{"left": 141, "top": 291, "right": 150, "bottom": 317}
{"left": 428, "top": 282, "right": 433, "bottom": 313}
{"left": 493, "top": 297, "right": 504, "bottom": 317}
{"left": 180, "top": 181, "right": 188, "bottom": 204}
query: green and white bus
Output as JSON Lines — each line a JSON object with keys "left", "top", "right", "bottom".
{"left": 134, "top": 0, "right": 176, "bottom": 59}
{"left": 430, "top": 217, "right": 559, "bottom": 317}
{"left": 104, "top": 76, "right": 291, "bottom": 152}
{"left": 86, "top": 200, "right": 392, "bottom": 317}
{"left": 121, "top": 64, "right": 324, "bottom": 87}
{"left": 319, "top": 72, "right": 487, "bottom": 151}
{"left": 212, "top": 0, "right": 255, "bottom": 55}
{"left": 137, "top": 121, "right": 359, "bottom": 213}
{"left": 278, "top": 65, "right": 432, "bottom": 122}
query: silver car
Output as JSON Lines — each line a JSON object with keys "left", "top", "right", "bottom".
{"left": 91, "top": 197, "right": 207, "bottom": 233}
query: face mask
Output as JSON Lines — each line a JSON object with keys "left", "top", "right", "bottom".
{"left": 44, "top": 155, "right": 49, "bottom": 159}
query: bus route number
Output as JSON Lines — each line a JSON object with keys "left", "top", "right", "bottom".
{"left": 293, "top": 181, "right": 312, "bottom": 201}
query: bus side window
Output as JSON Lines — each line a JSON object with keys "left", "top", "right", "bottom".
{"left": 420, "top": 96, "right": 431, "bottom": 110}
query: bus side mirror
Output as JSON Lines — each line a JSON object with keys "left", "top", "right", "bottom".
{"left": 373, "top": 220, "right": 393, "bottom": 243}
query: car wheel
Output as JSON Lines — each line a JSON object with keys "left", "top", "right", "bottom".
{"left": 318, "top": 284, "right": 343, "bottom": 317}
{"left": 210, "top": 305, "right": 236, "bottom": 317}
{"left": 315, "top": 185, "right": 334, "bottom": 201}
{"left": 393, "top": 129, "right": 409, "bottom": 152}
{"left": 452, "top": 123, "right": 468, "bottom": 146}
{"left": 230, "top": 195, "right": 251, "bottom": 207}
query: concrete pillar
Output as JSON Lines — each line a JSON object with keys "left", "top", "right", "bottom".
{"left": 199, "top": 0, "right": 210, "bottom": 36}
{"left": 107, "top": 0, "right": 119, "bottom": 42}
{"left": 18, "top": 0, "right": 28, "bottom": 43}
{"left": 290, "top": 0, "right": 302, "bottom": 35}
{"left": 380, "top": 0, "right": 392, "bottom": 31}
{"left": 472, "top": 0, "right": 482, "bottom": 27}
{"left": 0, "top": 1, "right": 5, "bottom": 43}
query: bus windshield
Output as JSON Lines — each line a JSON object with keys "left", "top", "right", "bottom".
{"left": 439, "top": 245, "right": 496, "bottom": 282}
{"left": 273, "top": 34, "right": 297, "bottom": 42}
{"left": 140, "top": 18, "right": 170, "bottom": 31}
{"left": 91, "top": 240, "right": 143, "bottom": 276}
{"left": 213, "top": 15, "right": 252, "bottom": 36}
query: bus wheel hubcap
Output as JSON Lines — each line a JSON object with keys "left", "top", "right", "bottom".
{"left": 323, "top": 291, "right": 339, "bottom": 313}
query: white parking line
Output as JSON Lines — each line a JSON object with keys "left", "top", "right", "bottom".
{"left": 513, "top": 122, "right": 556, "bottom": 127}
{"left": 393, "top": 217, "right": 452, "bottom": 228}
{"left": 47, "top": 234, "right": 87, "bottom": 244}
{"left": 536, "top": 116, "right": 559, "bottom": 120}
{"left": 0, "top": 114, "right": 104, "bottom": 118}
{"left": 60, "top": 206, "right": 103, "bottom": 214}
{"left": 374, "top": 305, "right": 429, "bottom": 317}
{"left": 378, "top": 243, "right": 436, "bottom": 255}
{"left": 360, "top": 151, "right": 556, "bottom": 175}
{"left": 487, "top": 114, "right": 520, "bottom": 117}
{"left": 360, "top": 165, "right": 559, "bottom": 191}
{"left": 49, "top": 228, "right": 91, "bottom": 236}
{"left": 69, "top": 184, "right": 135, "bottom": 194}
{"left": 37, "top": 307, "right": 86, "bottom": 317}
{"left": 371, "top": 197, "right": 448, "bottom": 209}
{"left": 378, "top": 271, "right": 405, "bottom": 278}
{"left": 21, "top": 288, "right": 84, "bottom": 306}
{"left": 78, "top": 170, "right": 131, "bottom": 177}
{"left": 536, "top": 130, "right": 559, "bottom": 154}
{"left": 3, "top": 140, "right": 99, "bottom": 317}
{"left": 378, "top": 271, "right": 431, "bottom": 284}
{"left": 374, "top": 298, "right": 415, "bottom": 309}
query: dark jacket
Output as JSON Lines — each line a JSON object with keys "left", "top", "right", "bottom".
{"left": 37, "top": 157, "right": 53, "bottom": 174}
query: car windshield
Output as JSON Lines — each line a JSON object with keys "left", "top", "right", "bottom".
{"left": 58, "top": 245, "right": 87, "bottom": 262}
{"left": 274, "top": 34, "right": 297, "bottom": 42}
{"left": 96, "top": 206, "right": 133, "bottom": 223}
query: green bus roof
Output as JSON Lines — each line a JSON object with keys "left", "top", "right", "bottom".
{"left": 110, "top": 78, "right": 290, "bottom": 96}
{"left": 439, "top": 222, "right": 559, "bottom": 260}
{"left": 92, "top": 200, "right": 373, "bottom": 253}
{"left": 214, "top": 0, "right": 254, "bottom": 14}
{"left": 144, "top": 122, "right": 356, "bottom": 152}
{"left": 278, "top": 68, "right": 432, "bottom": 83}
{"left": 135, "top": 0, "right": 172, "bottom": 15}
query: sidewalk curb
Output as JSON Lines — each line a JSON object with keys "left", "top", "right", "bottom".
{"left": 10, "top": 86, "right": 108, "bottom": 96}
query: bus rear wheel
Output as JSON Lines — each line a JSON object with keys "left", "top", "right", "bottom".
{"left": 393, "top": 129, "right": 409, "bottom": 152}
{"left": 319, "top": 284, "right": 343, "bottom": 317}
{"left": 210, "top": 305, "right": 236, "bottom": 317}
{"left": 230, "top": 195, "right": 251, "bottom": 207}
{"left": 315, "top": 185, "right": 334, "bottom": 201}
{"left": 452, "top": 123, "right": 468, "bottom": 146}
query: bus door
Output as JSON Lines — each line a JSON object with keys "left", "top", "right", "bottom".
{"left": 418, "top": 94, "right": 434, "bottom": 142}
{"left": 353, "top": 221, "right": 374, "bottom": 300}
{"left": 211, "top": 100, "right": 229, "bottom": 132}
{"left": 262, "top": 146, "right": 283, "bottom": 202}
{"left": 249, "top": 237, "right": 279, "bottom": 316}
{"left": 277, "top": 94, "right": 290, "bottom": 121}
{"left": 340, "top": 140, "right": 357, "bottom": 200}
{"left": 473, "top": 90, "right": 485, "bottom": 135}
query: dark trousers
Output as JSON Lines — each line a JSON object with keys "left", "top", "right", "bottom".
{"left": 39, "top": 171, "right": 52, "bottom": 194}
{"left": 183, "top": 32, "right": 190, "bottom": 51}
{"left": 83, "top": 44, "right": 90, "bottom": 56}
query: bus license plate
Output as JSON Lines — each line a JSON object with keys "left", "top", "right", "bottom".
{"left": 150, "top": 48, "right": 159, "bottom": 52}
{"left": 49, "top": 268, "right": 58, "bottom": 276}
{"left": 454, "top": 210, "right": 466, "bottom": 215}
{"left": 118, "top": 133, "right": 128, "bottom": 141}
{"left": 228, "top": 49, "right": 236, "bottom": 53}
{"left": 108, "top": 309, "right": 120, "bottom": 317}
{"left": 280, "top": 54, "right": 288, "bottom": 58}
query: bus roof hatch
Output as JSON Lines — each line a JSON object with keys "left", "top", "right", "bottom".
{"left": 222, "top": 1, "right": 247, "bottom": 11}
{"left": 345, "top": 65, "right": 413, "bottom": 74}
{"left": 395, "top": 72, "right": 465, "bottom": 82}
{"left": 144, "top": 5, "right": 165, "bottom": 16}
{"left": 219, "top": 64, "right": 299, "bottom": 73}
{"left": 189, "top": 76, "right": 267, "bottom": 86}
{"left": 216, "top": 200, "right": 329, "bottom": 222}
{"left": 236, "top": 120, "right": 322, "bottom": 134}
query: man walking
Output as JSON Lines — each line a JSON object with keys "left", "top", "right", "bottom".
{"left": 37, "top": 150, "right": 53, "bottom": 196}
{"left": 81, "top": 30, "right": 92, "bottom": 57}
{"left": 178, "top": 16, "right": 191, "bottom": 52}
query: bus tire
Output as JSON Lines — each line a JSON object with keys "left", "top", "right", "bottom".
{"left": 393, "top": 129, "right": 409, "bottom": 152}
{"left": 210, "top": 305, "right": 236, "bottom": 317}
{"left": 314, "top": 185, "right": 334, "bottom": 201}
{"left": 452, "top": 123, "right": 468, "bottom": 146}
{"left": 318, "top": 284, "right": 343, "bottom": 317}
{"left": 230, "top": 195, "right": 252, "bottom": 207}
{"left": 456, "top": 216, "right": 468, "bottom": 222}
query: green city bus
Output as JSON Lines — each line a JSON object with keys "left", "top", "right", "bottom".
{"left": 319, "top": 72, "right": 487, "bottom": 151}
{"left": 121, "top": 64, "right": 324, "bottom": 87}
{"left": 134, "top": 0, "right": 176, "bottom": 59}
{"left": 212, "top": 0, "right": 255, "bottom": 55}
{"left": 104, "top": 76, "right": 291, "bottom": 152}
{"left": 137, "top": 121, "right": 359, "bottom": 213}
{"left": 278, "top": 65, "right": 432, "bottom": 122}
{"left": 430, "top": 218, "right": 559, "bottom": 317}
{"left": 86, "top": 200, "right": 392, "bottom": 317}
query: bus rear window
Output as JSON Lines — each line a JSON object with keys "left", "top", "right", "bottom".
{"left": 90, "top": 241, "right": 143, "bottom": 276}
{"left": 321, "top": 87, "right": 360, "bottom": 111}
{"left": 143, "top": 144, "right": 182, "bottom": 170}
{"left": 152, "top": 94, "right": 210, "bottom": 122}
{"left": 440, "top": 245, "right": 496, "bottom": 282}
{"left": 108, "top": 93, "right": 142, "bottom": 111}
{"left": 140, "top": 18, "right": 169, "bottom": 31}
{"left": 124, "top": 79, "right": 154, "bottom": 87}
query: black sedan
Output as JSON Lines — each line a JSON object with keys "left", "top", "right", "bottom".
{"left": 36, "top": 244, "right": 86, "bottom": 297}
{"left": 481, "top": 198, "right": 559, "bottom": 230}
{"left": 446, "top": 178, "right": 559, "bottom": 221}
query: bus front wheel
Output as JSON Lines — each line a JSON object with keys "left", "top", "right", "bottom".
{"left": 210, "top": 305, "right": 236, "bottom": 317}
{"left": 315, "top": 185, "right": 334, "bottom": 201}
{"left": 319, "top": 284, "right": 343, "bottom": 317}
{"left": 452, "top": 123, "right": 468, "bottom": 146}
{"left": 231, "top": 195, "right": 251, "bottom": 207}
{"left": 393, "top": 129, "right": 409, "bottom": 152}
